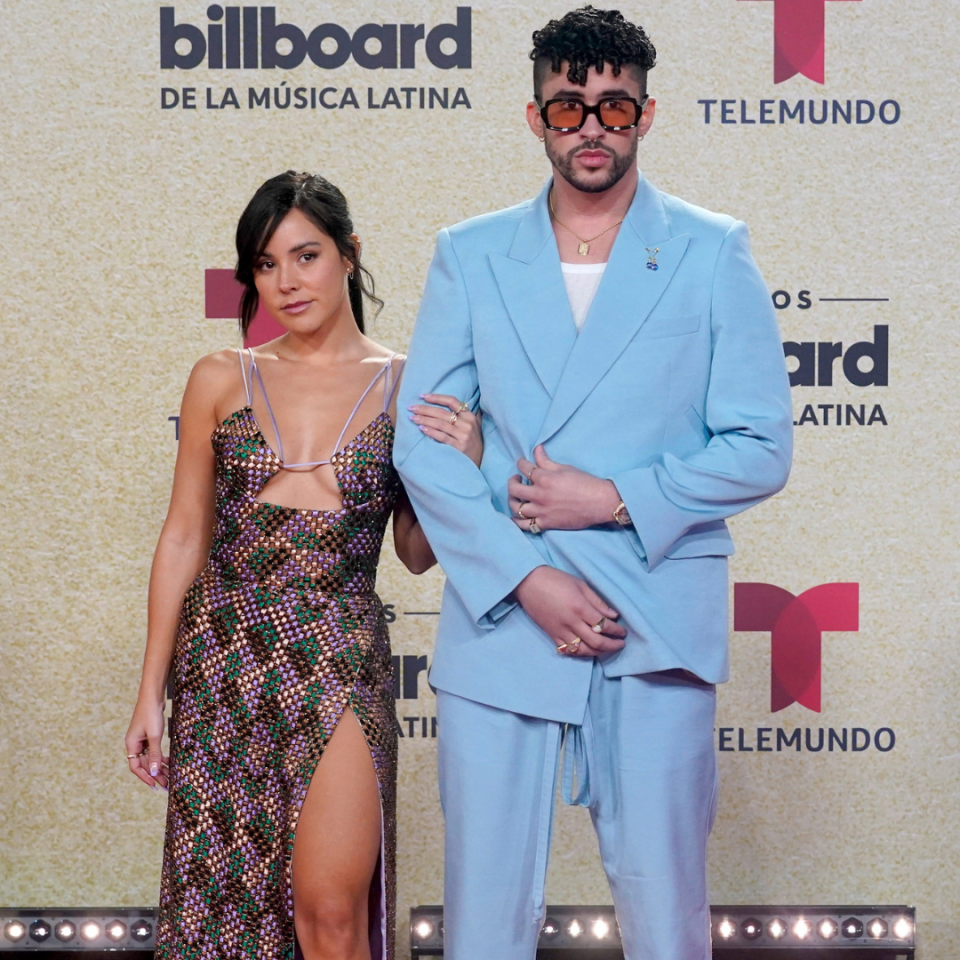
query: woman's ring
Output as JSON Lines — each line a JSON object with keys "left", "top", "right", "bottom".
{"left": 449, "top": 412, "right": 459, "bottom": 425}
{"left": 126, "top": 754, "right": 140, "bottom": 760}
{"left": 457, "top": 401, "right": 469, "bottom": 412}
{"left": 518, "top": 502, "right": 528, "bottom": 519}
{"left": 592, "top": 617, "right": 606, "bottom": 633}
{"left": 557, "top": 643, "right": 569, "bottom": 654}
{"left": 567, "top": 637, "right": 582, "bottom": 654}
{"left": 528, "top": 519, "right": 541, "bottom": 535}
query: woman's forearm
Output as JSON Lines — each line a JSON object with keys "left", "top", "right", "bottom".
{"left": 138, "top": 524, "right": 212, "bottom": 704}
{"left": 393, "top": 492, "right": 436, "bottom": 575}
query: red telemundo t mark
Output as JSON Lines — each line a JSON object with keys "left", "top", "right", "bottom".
{"left": 739, "top": 0, "right": 861, "bottom": 84}
{"left": 734, "top": 582, "right": 859, "bottom": 712}
{"left": 205, "top": 269, "right": 286, "bottom": 347}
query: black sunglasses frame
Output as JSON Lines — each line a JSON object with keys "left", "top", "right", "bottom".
{"left": 537, "top": 94, "right": 649, "bottom": 132}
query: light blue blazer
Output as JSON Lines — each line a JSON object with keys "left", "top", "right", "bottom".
{"left": 394, "top": 176, "right": 793, "bottom": 723}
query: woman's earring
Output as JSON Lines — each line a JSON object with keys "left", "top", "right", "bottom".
{"left": 638, "top": 133, "right": 645, "bottom": 141}
{"left": 539, "top": 135, "right": 545, "bottom": 142}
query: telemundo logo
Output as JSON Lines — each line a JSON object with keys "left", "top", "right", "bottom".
{"left": 160, "top": 5, "right": 473, "bottom": 71}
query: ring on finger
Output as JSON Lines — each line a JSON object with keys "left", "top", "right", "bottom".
{"left": 457, "top": 401, "right": 469, "bottom": 412}
{"left": 557, "top": 643, "right": 569, "bottom": 654}
{"left": 592, "top": 617, "right": 606, "bottom": 633}
{"left": 449, "top": 412, "right": 459, "bottom": 425}
{"left": 517, "top": 502, "right": 528, "bottom": 520}
{"left": 529, "top": 519, "right": 541, "bottom": 535}
{"left": 126, "top": 754, "right": 140, "bottom": 760}
{"left": 567, "top": 637, "right": 582, "bottom": 654}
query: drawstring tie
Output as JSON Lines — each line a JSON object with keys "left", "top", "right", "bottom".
{"left": 531, "top": 719, "right": 593, "bottom": 926}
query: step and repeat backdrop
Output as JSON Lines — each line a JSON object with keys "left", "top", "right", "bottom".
{"left": 1, "top": 1, "right": 957, "bottom": 957}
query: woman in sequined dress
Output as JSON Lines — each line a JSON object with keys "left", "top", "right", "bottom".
{"left": 124, "top": 172, "right": 482, "bottom": 960}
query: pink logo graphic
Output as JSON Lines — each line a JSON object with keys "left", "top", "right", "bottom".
{"left": 739, "top": 0, "right": 861, "bottom": 84}
{"left": 734, "top": 582, "right": 859, "bottom": 712}
{"left": 205, "top": 269, "right": 286, "bottom": 347}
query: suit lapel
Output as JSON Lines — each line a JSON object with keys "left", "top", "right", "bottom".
{"left": 489, "top": 184, "right": 577, "bottom": 396}
{"left": 537, "top": 177, "right": 690, "bottom": 444}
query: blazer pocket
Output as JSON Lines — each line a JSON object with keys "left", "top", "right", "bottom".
{"left": 635, "top": 313, "right": 701, "bottom": 341}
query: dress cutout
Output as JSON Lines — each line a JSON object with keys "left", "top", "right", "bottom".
{"left": 156, "top": 352, "right": 404, "bottom": 960}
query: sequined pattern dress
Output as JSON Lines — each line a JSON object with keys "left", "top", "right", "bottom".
{"left": 156, "top": 351, "right": 403, "bottom": 960}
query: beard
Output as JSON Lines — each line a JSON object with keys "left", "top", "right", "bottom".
{"left": 547, "top": 137, "right": 638, "bottom": 194}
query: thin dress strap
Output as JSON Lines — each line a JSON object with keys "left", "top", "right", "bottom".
{"left": 323, "top": 356, "right": 393, "bottom": 462}
{"left": 382, "top": 355, "right": 405, "bottom": 412}
{"left": 236, "top": 347, "right": 254, "bottom": 406}
{"left": 248, "top": 350, "right": 287, "bottom": 464}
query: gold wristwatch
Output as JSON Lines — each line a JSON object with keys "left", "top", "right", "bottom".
{"left": 613, "top": 501, "right": 632, "bottom": 526}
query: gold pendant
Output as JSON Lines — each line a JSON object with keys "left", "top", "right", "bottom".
{"left": 578, "top": 241, "right": 589, "bottom": 256}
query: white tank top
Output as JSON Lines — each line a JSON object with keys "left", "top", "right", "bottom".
{"left": 561, "top": 261, "right": 607, "bottom": 331}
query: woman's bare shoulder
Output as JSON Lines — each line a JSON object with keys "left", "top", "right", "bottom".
{"left": 183, "top": 348, "right": 243, "bottom": 401}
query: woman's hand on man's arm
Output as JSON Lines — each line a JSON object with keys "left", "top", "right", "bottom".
{"left": 408, "top": 393, "right": 483, "bottom": 467}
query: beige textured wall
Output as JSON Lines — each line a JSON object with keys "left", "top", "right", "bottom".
{"left": 1, "top": 1, "right": 957, "bottom": 957}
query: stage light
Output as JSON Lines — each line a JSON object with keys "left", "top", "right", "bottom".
{"left": 409, "top": 903, "right": 915, "bottom": 956}
{"left": 130, "top": 919, "right": 154, "bottom": 942}
{"left": 80, "top": 920, "right": 101, "bottom": 941}
{"left": 55, "top": 920, "right": 77, "bottom": 941}
{"left": 413, "top": 920, "right": 433, "bottom": 940}
{"left": 106, "top": 920, "right": 127, "bottom": 941}
{"left": 591, "top": 917, "right": 610, "bottom": 939}
{"left": 766, "top": 917, "right": 787, "bottom": 940}
{"left": 4, "top": 921, "right": 26, "bottom": 942}
{"left": 28, "top": 920, "right": 51, "bottom": 942}
{"left": 842, "top": 917, "right": 865, "bottom": 938}
{"left": 893, "top": 916, "right": 914, "bottom": 940}
{"left": 818, "top": 917, "right": 839, "bottom": 939}
{"left": 716, "top": 918, "right": 736, "bottom": 940}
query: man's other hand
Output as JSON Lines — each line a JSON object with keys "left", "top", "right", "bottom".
{"left": 508, "top": 445, "right": 621, "bottom": 532}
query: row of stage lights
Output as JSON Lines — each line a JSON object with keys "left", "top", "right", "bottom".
{"left": 0, "top": 910, "right": 155, "bottom": 951}
{"left": 714, "top": 913, "right": 914, "bottom": 944}
{"left": 410, "top": 904, "right": 916, "bottom": 955}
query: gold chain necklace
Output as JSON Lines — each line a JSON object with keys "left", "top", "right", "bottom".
{"left": 549, "top": 189, "right": 624, "bottom": 256}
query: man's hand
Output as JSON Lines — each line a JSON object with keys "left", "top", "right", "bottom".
{"left": 514, "top": 566, "right": 627, "bottom": 657}
{"left": 508, "top": 445, "right": 622, "bottom": 533}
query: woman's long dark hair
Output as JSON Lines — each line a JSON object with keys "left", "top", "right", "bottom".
{"left": 234, "top": 171, "right": 382, "bottom": 335}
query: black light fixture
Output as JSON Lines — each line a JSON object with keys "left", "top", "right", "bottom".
{"left": 0, "top": 909, "right": 156, "bottom": 951}
{"left": 711, "top": 906, "right": 914, "bottom": 957}
{"left": 411, "top": 904, "right": 916, "bottom": 958}
{"left": 28, "top": 921, "right": 51, "bottom": 943}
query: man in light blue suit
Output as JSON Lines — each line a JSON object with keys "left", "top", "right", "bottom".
{"left": 395, "top": 7, "right": 793, "bottom": 959}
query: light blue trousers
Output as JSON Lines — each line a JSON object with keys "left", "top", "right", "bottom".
{"left": 436, "top": 662, "right": 718, "bottom": 960}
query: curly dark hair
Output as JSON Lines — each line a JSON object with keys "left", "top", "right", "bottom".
{"left": 530, "top": 6, "right": 657, "bottom": 98}
{"left": 234, "top": 171, "right": 382, "bottom": 336}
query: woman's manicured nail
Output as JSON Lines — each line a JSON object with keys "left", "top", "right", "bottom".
{"left": 150, "top": 763, "right": 158, "bottom": 777}
{"left": 419, "top": 425, "right": 427, "bottom": 433}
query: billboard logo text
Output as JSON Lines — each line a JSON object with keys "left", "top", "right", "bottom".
{"left": 161, "top": 6, "right": 472, "bottom": 71}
